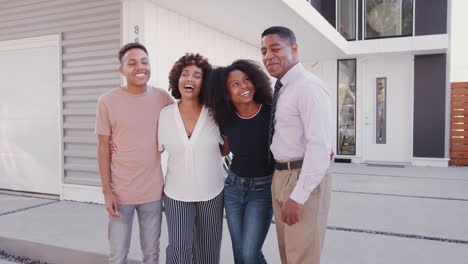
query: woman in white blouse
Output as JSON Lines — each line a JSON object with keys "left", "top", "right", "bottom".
{"left": 158, "top": 53, "right": 227, "bottom": 264}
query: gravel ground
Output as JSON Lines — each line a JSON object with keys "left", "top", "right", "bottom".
{"left": 0, "top": 251, "right": 47, "bottom": 264}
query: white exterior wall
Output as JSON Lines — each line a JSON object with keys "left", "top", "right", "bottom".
{"left": 307, "top": 60, "right": 339, "bottom": 156}
{"left": 147, "top": 5, "right": 261, "bottom": 89}
{"left": 123, "top": 0, "right": 261, "bottom": 90}
{"left": 450, "top": 0, "right": 468, "bottom": 82}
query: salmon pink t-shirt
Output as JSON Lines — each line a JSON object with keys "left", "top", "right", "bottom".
{"left": 95, "top": 87, "right": 173, "bottom": 205}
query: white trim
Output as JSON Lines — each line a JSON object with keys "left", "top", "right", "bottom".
{"left": 0, "top": 35, "right": 59, "bottom": 51}
{"left": 411, "top": 158, "right": 449, "bottom": 167}
{"left": 347, "top": 34, "right": 449, "bottom": 56}
{"left": 58, "top": 32, "right": 65, "bottom": 200}
{"left": 357, "top": 56, "right": 369, "bottom": 159}
{"left": 62, "top": 184, "right": 104, "bottom": 204}
{"left": 445, "top": 0, "right": 452, "bottom": 159}
{"left": 409, "top": 54, "right": 415, "bottom": 163}
{"left": 413, "top": 0, "right": 416, "bottom": 37}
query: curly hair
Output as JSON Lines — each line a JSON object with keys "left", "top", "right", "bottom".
{"left": 205, "top": 59, "right": 272, "bottom": 127}
{"left": 168, "top": 53, "right": 212, "bottom": 104}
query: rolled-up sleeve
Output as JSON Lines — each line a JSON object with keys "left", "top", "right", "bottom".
{"left": 289, "top": 84, "right": 332, "bottom": 204}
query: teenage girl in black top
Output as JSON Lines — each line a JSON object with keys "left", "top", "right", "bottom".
{"left": 205, "top": 60, "right": 273, "bottom": 264}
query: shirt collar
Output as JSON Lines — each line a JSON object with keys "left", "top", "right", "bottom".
{"left": 279, "top": 62, "right": 304, "bottom": 87}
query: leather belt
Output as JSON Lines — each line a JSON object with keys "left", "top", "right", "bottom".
{"left": 275, "top": 160, "right": 303, "bottom": 171}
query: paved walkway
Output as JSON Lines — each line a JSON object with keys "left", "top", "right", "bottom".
{"left": 1, "top": 163, "right": 467, "bottom": 264}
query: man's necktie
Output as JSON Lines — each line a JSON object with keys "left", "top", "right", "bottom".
{"left": 267, "top": 79, "right": 283, "bottom": 167}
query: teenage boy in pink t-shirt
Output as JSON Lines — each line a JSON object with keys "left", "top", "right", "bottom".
{"left": 95, "top": 43, "right": 173, "bottom": 264}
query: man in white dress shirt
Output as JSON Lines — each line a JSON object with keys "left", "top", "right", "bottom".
{"left": 261, "top": 26, "right": 333, "bottom": 264}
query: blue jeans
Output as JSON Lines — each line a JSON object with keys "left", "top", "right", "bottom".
{"left": 224, "top": 170, "right": 273, "bottom": 264}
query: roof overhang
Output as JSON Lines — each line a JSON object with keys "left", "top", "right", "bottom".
{"left": 150, "top": 0, "right": 348, "bottom": 62}
{"left": 147, "top": 0, "right": 448, "bottom": 61}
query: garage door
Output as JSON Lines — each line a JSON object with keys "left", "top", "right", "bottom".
{"left": 0, "top": 35, "right": 61, "bottom": 195}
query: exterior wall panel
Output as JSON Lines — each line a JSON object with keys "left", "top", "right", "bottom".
{"left": 415, "top": 0, "right": 448, "bottom": 36}
{"left": 0, "top": 0, "right": 122, "bottom": 187}
{"left": 414, "top": 54, "right": 447, "bottom": 158}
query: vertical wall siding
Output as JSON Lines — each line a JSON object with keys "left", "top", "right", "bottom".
{"left": 0, "top": 0, "right": 121, "bottom": 186}
{"left": 143, "top": 3, "right": 261, "bottom": 90}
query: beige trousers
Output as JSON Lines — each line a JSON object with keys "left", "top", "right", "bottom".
{"left": 271, "top": 166, "right": 332, "bottom": 264}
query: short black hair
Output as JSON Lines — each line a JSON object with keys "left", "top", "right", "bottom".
{"left": 118, "top": 42, "right": 148, "bottom": 63}
{"left": 168, "top": 53, "right": 212, "bottom": 104}
{"left": 261, "top": 26, "right": 297, "bottom": 45}
{"left": 205, "top": 60, "right": 272, "bottom": 127}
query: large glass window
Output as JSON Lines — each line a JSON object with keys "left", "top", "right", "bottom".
{"left": 337, "top": 59, "right": 357, "bottom": 155}
{"left": 337, "top": 0, "right": 356, "bottom": 40}
{"left": 365, "top": 0, "right": 413, "bottom": 39}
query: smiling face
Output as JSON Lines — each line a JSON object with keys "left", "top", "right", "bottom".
{"left": 178, "top": 64, "right": 203, "bottom": 101}
{"left": 227, "top": 70, "right": 255, "bottom": 105}
{"left": 261, "top": 33, "right": 298, "bottom": 79}
{"left": 119, "top": 48, "right": 150, "bottom": 87}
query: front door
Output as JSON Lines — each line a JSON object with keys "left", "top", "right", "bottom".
{"left": 361, "top": 55, "right": 412, "bottom": 164}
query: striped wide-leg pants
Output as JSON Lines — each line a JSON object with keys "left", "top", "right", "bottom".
{"left": 163, "top": 191, "right": 224, "bottom": 264}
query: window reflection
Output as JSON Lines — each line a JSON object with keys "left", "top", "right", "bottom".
{"left": 338, "top": 59, "right": 357, "bottom": 155}
{"left": 365, "top": 0, "right": 413, "bottom": 39}
{"left": 376, "top": 78, "right": 387, "bottom": 144}
{"left": 337, "top": 0, "right": 356, "bottom": 40}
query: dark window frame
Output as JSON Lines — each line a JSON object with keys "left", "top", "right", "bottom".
{"left": 337, "top": 59, "right": 357, "bottom": 156}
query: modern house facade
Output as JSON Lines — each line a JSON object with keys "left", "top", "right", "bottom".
{"left": 0, "top": 0, "right": 452, "bottom": 203}
{"left": 311, "top": 0, "right": 450, "bottom": 167}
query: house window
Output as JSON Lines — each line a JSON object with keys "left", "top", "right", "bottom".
{"left": 337, "top": 0, "right": 356, "bottom": 40}
{"left": 337, "top": 59, "right": 357, "bottom": 155}
{"left": 365, "top": 0, "right": 413, "bottom": 39}
{"left": 376, "top": 78, "right": 387, "bottom": 144}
